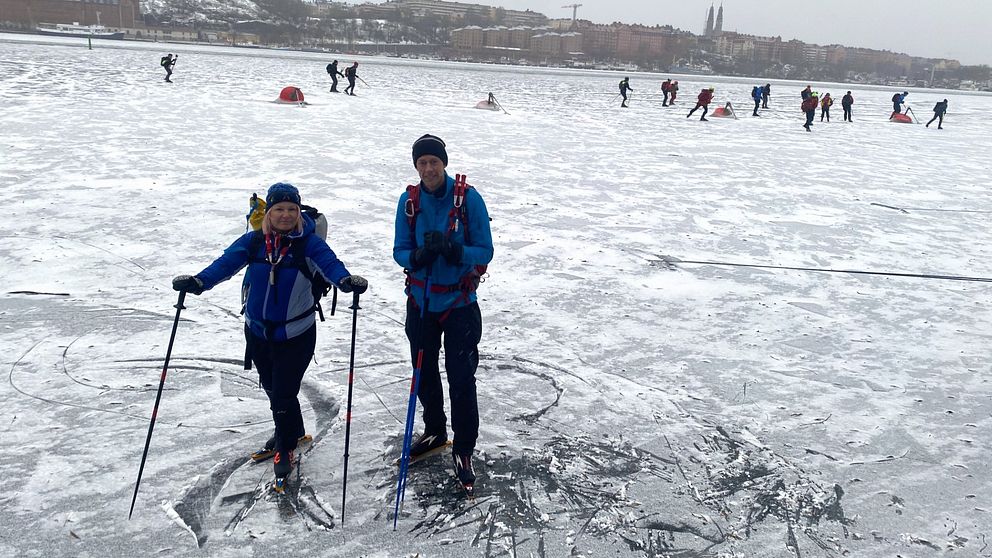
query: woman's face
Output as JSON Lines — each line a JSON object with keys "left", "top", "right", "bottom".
{"left": 269, "top": 202, "right": 300, "bottom": 233}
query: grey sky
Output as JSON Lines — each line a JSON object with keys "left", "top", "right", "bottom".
{"left": 361, "top": 0, "right": 992, "bottom": 65}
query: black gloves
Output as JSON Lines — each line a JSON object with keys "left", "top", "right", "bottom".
{"left": 172, "top": 275, "right": 204, "bottom": 295}
{"left": 410, "top": 245, "right": 439, "bottom": 270}
{"left": 422, "top": 230, "right": 464, "bottom": 265}
{"left": 338, "top": 275, "right": 368, "bottom": 295}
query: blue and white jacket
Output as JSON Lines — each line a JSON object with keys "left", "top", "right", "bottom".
{"left": 393, "top": 173, "right": 494, "bottom": 312}
{"left": 196, "top": 213, "right": 351, "bottom": 341}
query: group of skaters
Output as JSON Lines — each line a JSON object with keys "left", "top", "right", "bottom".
{"left": 618, "top": 76, "right": 951, "bottom": 131}
{"left": 325, "top": 59, "right": 361, "bottom": 95}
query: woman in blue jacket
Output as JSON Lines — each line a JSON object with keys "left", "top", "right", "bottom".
{"left": 172, "top": 182, "right": 367, "bottom": 480}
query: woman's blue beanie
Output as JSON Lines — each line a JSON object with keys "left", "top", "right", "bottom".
{"left": 265, "top": 182, "right": 301, "bottom": 211}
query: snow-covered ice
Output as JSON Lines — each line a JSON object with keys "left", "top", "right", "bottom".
{"left": 1, "top": 34, "right": 991, "bottom": 557}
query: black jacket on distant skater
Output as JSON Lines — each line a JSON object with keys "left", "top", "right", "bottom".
{"left": 344, "top": 63, "right": 358, "bottom": 95}
{"left": 326, "top": 60, "right": 344, "bottom": 92}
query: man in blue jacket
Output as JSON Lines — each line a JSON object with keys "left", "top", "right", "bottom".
{"left": 393, "top": 134, "right": 494, "bottom": 488}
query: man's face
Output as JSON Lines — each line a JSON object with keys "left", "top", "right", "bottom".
{"left": 416, "top": 155, "right": 445, "bottom": 192}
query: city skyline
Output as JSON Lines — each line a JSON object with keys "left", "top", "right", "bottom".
{"left": 349, "top": 0, "right": 992, "bottom": 65}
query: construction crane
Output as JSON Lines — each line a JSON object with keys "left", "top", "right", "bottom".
{"left": 562, "top": 3, "right": 582, "bottom": 28}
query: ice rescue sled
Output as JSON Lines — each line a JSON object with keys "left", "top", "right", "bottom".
{"left": 889, "top": 113, "right": 913, "bottom": 123}
{"left": 275, "top": 86, "right": 306, "bottom": 104}
{"left": 474, "top": 100, "right": 499, "bottom": 110}
{"left": 711, "top": 107, "right": 734, "bottom": 118}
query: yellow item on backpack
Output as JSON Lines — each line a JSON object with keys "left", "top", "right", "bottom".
{"left": 247, "top": 193, "right": 266, "bottom": 231}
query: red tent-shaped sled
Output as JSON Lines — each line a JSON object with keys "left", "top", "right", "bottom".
{"left": 890, "top": 112, "right": 913, "bottom": 123}
{"left": 711, "top": 106, "right": 734, "bottom": 118}
{"left": 275, "top": 86, "right": 305, "bottom": 104}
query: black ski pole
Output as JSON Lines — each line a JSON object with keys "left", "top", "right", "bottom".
{"left": 340, "top": 290, "right": 361, "bottom": 524}
{"left": 330, "top": 285, "right": 338, "bottom": 316}
{"left": 128, "top": 290, "right": 187, "bottom": 519}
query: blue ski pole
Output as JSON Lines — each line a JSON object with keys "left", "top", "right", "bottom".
{"left": 393, "top": 268, "right": 432, "bottom": 529}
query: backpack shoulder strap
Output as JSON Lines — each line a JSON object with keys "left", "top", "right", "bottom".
{"left": 246, "top": 230, "right": 265, "bottom": 263}
{"left": 404, "top": 184, "right": 421, "bottom": 232}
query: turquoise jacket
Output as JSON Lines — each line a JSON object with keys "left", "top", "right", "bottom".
{"left": 393, "top": 173, "right": 494, "bottom": 312}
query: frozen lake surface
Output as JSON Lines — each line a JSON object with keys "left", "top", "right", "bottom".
{"left": 1, "top": 34, "right": 991, "bottom": 557}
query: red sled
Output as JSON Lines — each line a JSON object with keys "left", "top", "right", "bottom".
{"left": 711, "top": 107, "right": 734, "bottom": 118}
{"left": 890, "top": 113, "right": 913, "bottom": 123}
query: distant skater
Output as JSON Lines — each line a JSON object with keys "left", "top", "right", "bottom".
{"left": 841, "top": 91, "right": 854, "bottom": 122}
{"left": 891, "top": 91, "right": 908, "bottom": 117}
{"left": 802, "top": 92, "right": 818, "bottom": 131}
{"left": 927, "top": 99, "right": 948, "bottom": 129}
{"left": 160, "top": 53, "right": 177, "bottom": 83}
{"left": 761, "top": 83, "right": 770, "bottom": 108}
{"left": 687, "top": 87, "right": 715, "bottom": 121}
{"left": 751, "top": 85, "right": 762, "bottom": 116}
{"left": 661, "top": 78, "right": 672, "bottom": 106}
{"left": 820, "top": 93, "right": 833, "bottom": 122}
{"left": 669, "top": 80, "right": 679, "bottom": 104}
{"left": 344, "top": 62, "right": 359, "bottom": 96}
{"left": 619, "top": 77, "right": 633, "bottom": 108}
{"left": 326, "top": 60, "right": 344, "bottom": 92}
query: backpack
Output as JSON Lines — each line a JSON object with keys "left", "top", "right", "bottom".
{"left": 892, "top": 93, "right": 901, "bottom": 102}
{"left": 160, "top": 56, "right": 169, "bottom": 67}
{"left": 403, "top": 174, "right": 488, "bottom": 320}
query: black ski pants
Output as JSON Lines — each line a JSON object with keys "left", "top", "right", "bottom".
{"left": 821, "top": 107, "right": 830, "bottom": 122}
{"left": 662, "top": 90, "right": 670, "bottom": 106}
{"left": 405, "top": 300, "right": 483, "bottom": 456}
{"left": 843, "top": 105, "right": 852, "bottom": 121}
{"left": 247, "top": 323, "right": 315, "bottom": 453}
{"left": 345, "top": 77, "right": 356, "bottom": 95}
{"left": 762, "top": 93, "right": 769, "bottom": 108}
{"left": 330, "top": 73, "right": 339, "bottom": 92}
{"left": 804, "top": 109, "right": 815, "bottom": 129}
{"left": 165, "top": 66, "right": 173, "bottom": 82}
{"left": 688, "top": 103, "right": 709, "bottom": 119}
{"left": 753, "top": 99, "right": 760, "bottom": 115}
{"left": 927, "top": 113, "right": 944, "bottom": 127}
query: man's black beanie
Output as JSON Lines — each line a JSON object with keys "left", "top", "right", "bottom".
{"left": 412, "top": 134, "right": 448, "bottom": 167}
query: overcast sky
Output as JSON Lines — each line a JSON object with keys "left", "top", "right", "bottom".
{"left": 358, "top": 0, "right": 992, "bottom": 65}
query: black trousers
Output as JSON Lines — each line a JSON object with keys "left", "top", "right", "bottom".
{"left": 330, "top": 74, "right": 339, "bottom": 91}
{"left": 247, "top": 324, "right": 316, "bottom": 453}
{"left": 892, "top": 102, "right": 901, "bottom": 114}
{"left": 753, "top": 99, "right": 760, "bottom": 115}
{"left": 345, "top": 78, "right": 356, "bottom": 95}
{"left": 688, "top": 103, "right": 709, "bottom": 119}
{"left": 165, "top": 67, "right": 172, "bottom": 81}
{"left": 843, "top": 106, "right": 852, "bottom": 121}
{"left": 662, "top": 91, "right": 669, "bottom": 105}
{"left": 804, "top": 109, "right": 815, "bottom": 128}
{"left": 405, "top": 301, "right": 483, "bottom": 456}
{"left": 821, "top": 107, "right": 830, "bottom": 121}
{"left": 762, "top": 94, "right": 769, "bottom": 108}
{"left": 927, "top": 113, "right": 944, "bottom": 127}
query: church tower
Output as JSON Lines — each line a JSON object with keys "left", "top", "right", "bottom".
{"left": 704, "top": 4, "right": 714, "bottom": 36}
{"left": 714, "top": 4, "right": 724, "bottom": 35}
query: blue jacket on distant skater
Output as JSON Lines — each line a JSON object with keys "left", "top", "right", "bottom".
{"left": 393, "top": 172, "right": 493, "bottom": 312}
{"left": 195, "top": 213, "right": 351, "bottom": 341}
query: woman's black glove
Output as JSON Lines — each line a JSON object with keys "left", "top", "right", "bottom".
{"left": 338, "top": 275, "right": 368, "bottom": 295}
{"left": 172, "top": 275, "right": 204, "bottom": 295}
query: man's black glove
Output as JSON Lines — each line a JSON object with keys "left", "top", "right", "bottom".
{"left": 424, "top": 230, "right": 463, "bottom": 265}
{"left": 440, "top": 239, "right": 463, "bottom": 265}
{"left": 410, "top": 246, "right": 439, "bottom": 270}
{"left": 338, "top": 275, "right": 368, "bottom": 295}
{"left": 410, "top": 231, "right": 443, "bottom": 270}
{"left": 172, "top": 275, "right": 204, "bottom": 295}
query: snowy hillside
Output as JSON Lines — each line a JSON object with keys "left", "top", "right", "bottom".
{"left": 1, "top": 34, "right": 991, "bottom": 558}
